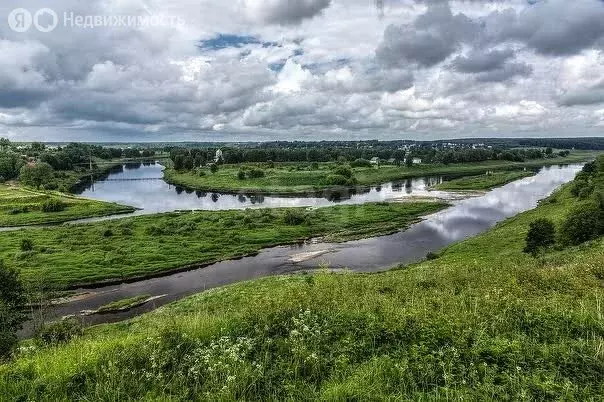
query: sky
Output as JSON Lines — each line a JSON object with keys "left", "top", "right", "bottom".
{"left": 0, "top": 0, "right": 603, "bottom": 142}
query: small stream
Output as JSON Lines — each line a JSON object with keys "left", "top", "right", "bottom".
{"left": 23, "top": 163, "right": 581, "bottom": 333}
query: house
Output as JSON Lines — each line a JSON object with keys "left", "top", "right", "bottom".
{"left": 387, "top": 158, "right": 396, "bottom": 164}
{"left": 370, "top": 157, "right": 380, "bottom": 165}
{"left": 412, "top": 158, "right": 422, "bottom": 165}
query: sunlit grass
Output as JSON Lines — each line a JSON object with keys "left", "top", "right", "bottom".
{"left": 0, "top": 184, "right": 134, "bottom": 227}
{"left": 1, "top": 178, "right": 603, "bottom": 400}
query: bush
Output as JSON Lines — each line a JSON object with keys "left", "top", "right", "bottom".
{"left": 0, "top": 261, "right": 26, "bottom": 359}
{"left": 209, "top": 164, "right": 219, "bottom": 174}
{"left": 41, "top": 199, "right": 66, "bottom": 213}
{"left": 351, "top": 158, "right": 372, "bottom": 168}
{"left": 247, "top": 169, "right": 265, "bottom": 179}
{"left": 237, "top": 170, "right": 246, "bottom": 180}
{"left": 36, "top": 318, "right": 83, "bottom": 346}
{"left": 283, "top": 210, "right": 306, "bottom": 225}
{"left": 524, "top": 218, "right": 556, "bottom": 256}
{"left": 560, "top": 203, "right": 604, "bottom": 246}
{"left": 332, "top": 166, "right": 353, "bottom": 179}
{"left": 103, "top": 229, "right": 114, "bottom": 238}
{"left": 20, "top": 238, "right": 34, "bottom": 252}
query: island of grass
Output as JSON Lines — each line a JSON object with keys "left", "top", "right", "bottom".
{"left": 163, "top": 150, "right": 598, "bottom": 195}
{"left": 95, "top": 294, "right": 153, "bottom": 314}
{"left": 0, "top": 184, "right": 135, "bottom": 227}
{"left": 434, "top": 170, "right": 535, "bottom": 191}
{"left": 4, "top": 201, "right": 447, "bottom": 289}
{"left": 3, "top": 161, "right": 603, "bottom": 400}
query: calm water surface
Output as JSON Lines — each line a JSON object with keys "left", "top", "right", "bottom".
{"left": 75, "top": 162, "right": 455, "bottom": 214}
{"left": 29, "top": 163, "right": 580, "bottom": 333}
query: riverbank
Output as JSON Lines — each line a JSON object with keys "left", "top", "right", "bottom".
{"left": 163, "top": 151, "right": 598, "bottom": 195}
{"left": 433, "top": 170, "right": 535, "bottom": 191}
{"left": 0, "top": 184, "right": 135, "bottom": 227}
{"left": 3, "top": 165, "right": 602, "bottom": 400}
{"left": 5, "top": 202, "right": 447, "bottom": 290}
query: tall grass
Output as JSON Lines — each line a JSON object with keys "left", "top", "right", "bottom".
{"left": 1, "top": 180, "right": 603, "bottom": 400}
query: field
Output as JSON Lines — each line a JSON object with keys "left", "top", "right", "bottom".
{"left": 1, "top": 171, "right": 602, "bottom": 400}
{"left": 164, "top": 151, "right": 597, "bottom": 195}
{"left": 2, "top": 202, "right": 447, "bottom": 289}
{"left": 0, "top": 184, "right": 135, "bottom": 227}
{"left": 434, "top": 170, "right": 535, "bottom": 191}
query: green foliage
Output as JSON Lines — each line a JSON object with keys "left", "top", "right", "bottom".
{"left": 41, "top": 199, "right": 66, "bottom": 213}
{"left": 19, "top": 163, "right": 54, "bottom": 189}
{"left": 523, "top": 218, "right": 556, "bottom": 256}
{"left": 560, "top": 203, "right": 604, "bottom": 246}
{"left": 436, "top": 171, "right": 534, "bottom": 191}
{"left": 246, "top": 168, "right": 265, "bottom": 179}
{"left": 237, "top": 169, "right": 246, "bottom": 180}
{"left": 283, "top": 209, "right": 307, "bottom": 225}
{"left": 36, "top": 319, "right": 83, "bottom": 346}
{"left": 351, "top": 158, "right": 372, "bottom": 168}
{"left": 0, "top": 260, "right": 26, "bottom": 360}
{"left": 209, "top": 163, "right": 219, "bottom": 174}
{"left": 20, "top": 239, "right": 33, "bottom": 252}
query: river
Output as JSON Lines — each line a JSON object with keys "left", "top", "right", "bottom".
{"left": 24, "top": 163, "right": 580, "bottom": 333}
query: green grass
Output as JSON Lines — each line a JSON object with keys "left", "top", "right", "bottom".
{"left": 164, "top": 151, "right": 599, "bottom": 195}
{"left": 2, "top": 202, "right": 446, "bottom": 289}
{"left": 0, "top": 184, "right": 135, "bottom": 227}
{"left": 1, "top": 175, "right": 603, "bottom": 400}
{"left": 96, "top": 295, "right": 152, "bottom": 314}
{"left": 434, "top": 170, "right": 535, "bottom": 191}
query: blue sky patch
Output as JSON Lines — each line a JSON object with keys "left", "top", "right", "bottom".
{"left": 199, "top": 34, "right": 281, "bottom": 51}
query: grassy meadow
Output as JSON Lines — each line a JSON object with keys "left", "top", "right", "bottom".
{"left": 434, "top": 170, "right": 535, "bottom": 191}
{"left": 0, "top": 184, "right": 135, "bottom": 227}
{"left": 2, "top": 202, "right": 447, "bottom": 289}
{"left": 1, "top": 171, "right": 602, "bottom": 400}
{"left": 164, "top": 151, "right": 598, "bottom": 195}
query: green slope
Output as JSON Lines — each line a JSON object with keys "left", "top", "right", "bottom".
{"left": 2, "top": 161, "right": 604, "bottom": 400}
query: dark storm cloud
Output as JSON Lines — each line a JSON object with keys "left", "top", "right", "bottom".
{"left": 486, "top": 0, "right": 604, "bottom": 56}
{"left": 451, "top": 49, "right": 515, "bottom": 73}
{"left": 243, "top": 0, "right": 332, "bottom": 25}
{"left": 475, "top": 62, "right": 533, "bottom": 82}
{"left": 376, "top": 4, "right": 479, "bottom": 67}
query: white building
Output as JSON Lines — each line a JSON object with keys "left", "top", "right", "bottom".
{"left": 214, "top": 149, "right": 223, "bottom": 163}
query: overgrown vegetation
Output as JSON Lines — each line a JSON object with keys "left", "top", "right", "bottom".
{"left": 1, "top": 164, "right": 603, "bottom": 400}
{"left": 164, "top": 151, "right": 596, "bottom": 195}
{"left": 435, "top": 170, "right": 534, "bottom": 191}
{"left": 96, "top": 295, "right": 153, "bottom": 314}
{"left": 1, "top": 202, "right": 446, "bottom": 289}
{"left": 0, "top": 184, "right": 135, "bottom": 227}
{"left": 523, "top": 156, "right": 604, "bottom": 254}
{"left": 0, "top": 260, "right": 26, "bottom": 360}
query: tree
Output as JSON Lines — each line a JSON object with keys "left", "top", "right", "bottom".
{"left": 405, "top": 156, "right": 414, "bottom": 168}
{"left": 0, "top": 260, "right": 27, "bottom": 360}
{"left": 524, "top": 218, "right": 556, "bottom": 256}
{"left": 545, "top": 147, "right": 553, "bottom": 156}
{"left": 19, "top": 163, "right": 54, "bottom": 189}
{"left": 209, "top": 163, "right": 219, "bottom": 174}
{"left": 560, "top": 203, "right": 604, "bottom": 246}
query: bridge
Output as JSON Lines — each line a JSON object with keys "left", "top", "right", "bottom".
{"left": 103, "top": 178, "right": 165, "bottom": 182}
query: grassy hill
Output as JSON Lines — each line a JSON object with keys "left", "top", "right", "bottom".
{"left": 1, "top": 160, "right": 603, "bottom": 400}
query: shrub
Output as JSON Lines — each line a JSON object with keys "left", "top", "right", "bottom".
{"left": 41, "top": 199, "right": 66, "bottom": 213}
{"left": 560, "top": 203, "right": 604, "bottom": 246}
{"left": 283, "top": 210, "right": 306, "bottom": 225}
{"left": 0, "top": 261, "right": 26, "bottom": 359}
{"left": 426, "top": 252, "right": 440, "bottom": 260}
{"left": 351, "top": 158, "right": 372, "bottom": 168}
{"left": 325, "top": 174, "right": 350, "bottom": 186}
{"left": 20, "top": 238, "right": 34, "bottom": 252}
{"left": 209, "top": 163, "right": 218, "bottom": 174}
{"left": 103, "top": 229, "right": 114, "bottom": 238}
{"left": 237, "top": 170, "right": 246, "bottom": 180}
{"left": 332, "top": 166, "right": 353, "bottom": 179}
{"left": 247, "top": 169, "right": 265, "bottom": 179}
{"left": 36, "top": 318, "right": 83, "bottom": 346}
{"left": 524, "top": 218, "right": 556, "bottom": 256}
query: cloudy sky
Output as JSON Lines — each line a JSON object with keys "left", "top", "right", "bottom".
{"left": 1, "top": 0, "right": 603, "bottom": 142}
